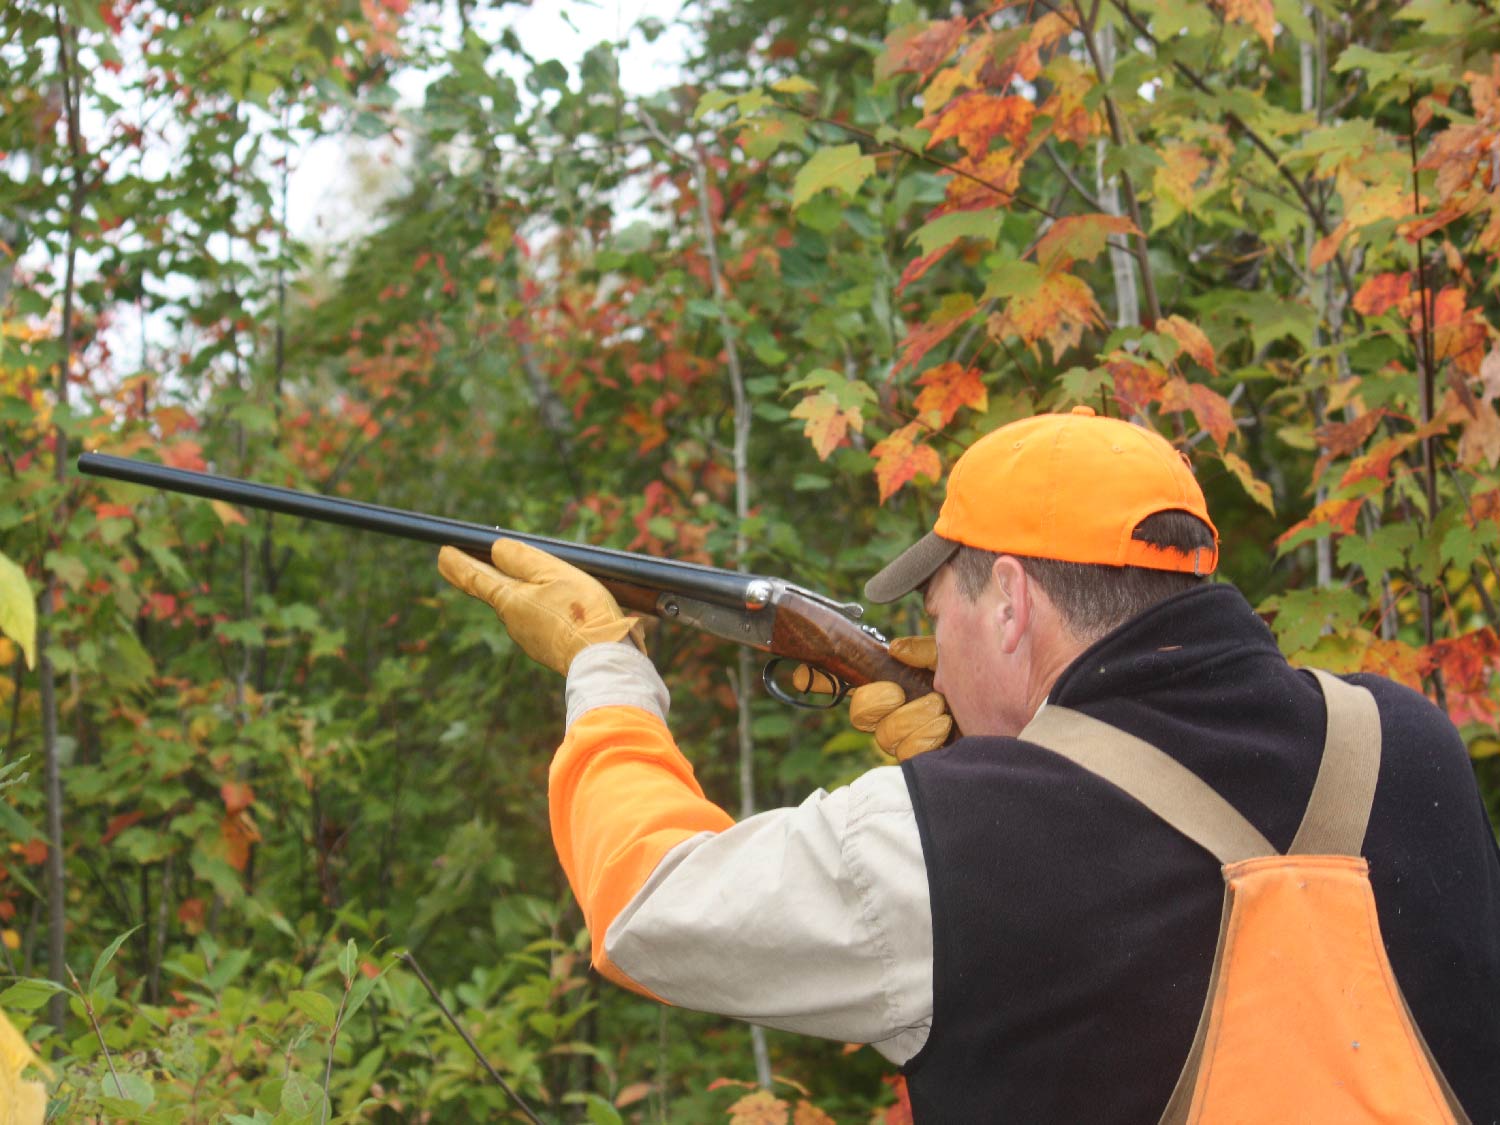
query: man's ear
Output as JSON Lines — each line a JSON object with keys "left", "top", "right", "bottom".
{"left": 991, "top": 555, "right": 1029, "bottom": 654}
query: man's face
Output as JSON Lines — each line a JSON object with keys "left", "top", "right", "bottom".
{"left": 924, "top": 562, "right": 1016, "bottom": 737}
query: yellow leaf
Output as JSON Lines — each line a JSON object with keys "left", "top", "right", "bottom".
{"left": 0, "top": 1007, "right": 48, "bottom": 1125}
{"left": 1222, "top": 451, "right": 1275, "bottom": 513}
{"left": 210, "top": 499, "right": 249, "bottom": 527}
{"left": 0, "top": 553, "right": 36, "bottom": 671}
{"left": 727, "top": 1090, "right": 790, "bottom": 1125}
{"left": 772, "top": 76, "right": 817, "bottom": 95}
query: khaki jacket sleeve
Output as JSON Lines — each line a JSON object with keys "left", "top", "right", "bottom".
{"left": 556, "top": 644, "right": 933, "bottom": 1064}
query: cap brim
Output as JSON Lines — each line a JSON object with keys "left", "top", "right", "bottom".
{"left": 865, "top": 532, "right": 960, "bottom": 604}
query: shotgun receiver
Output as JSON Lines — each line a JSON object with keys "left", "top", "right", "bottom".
{"left": 76, "top": 453, "right": 933, "bottom": 708}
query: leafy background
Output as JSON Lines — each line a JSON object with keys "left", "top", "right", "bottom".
{"left": 1, "top": 0, "right": 1498, "bottom": 1119}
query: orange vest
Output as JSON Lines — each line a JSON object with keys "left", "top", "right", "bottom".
{"left": 1022, "top": 669, "right": 1471, "bottom": 1123}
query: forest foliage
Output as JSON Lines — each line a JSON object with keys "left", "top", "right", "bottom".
{"left": 2, "top": 0, "right": 1499, "bottom": 1119}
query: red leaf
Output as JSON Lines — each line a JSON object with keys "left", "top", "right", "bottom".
{"left": 1352, "top": 272, "right": 1414, "bottom": 318}
{"left": 941, "top": 148, "right": 1022, "bottom": 212}
{"left": 872, "top": 423, "right": 942, "bottom": 503}
{"left": 1425, "top": 628, "right": 1500, "bottom": 727}
{"left": 881, "top": 1075, "right": 915, "bottom": 1125}
{"left": 221, "top": 781, "right": 255, "bottom": 814}
{"left": 161, "top": 441, "right": 206, "bottom": 472}
{"left": 1273, "top": 497, "right": 1364, "bottom": 547}
{"left": 221, "top": 813, "right": 260, "bottom": 872}
{"left": 1107, "top": 353, "right": 1170, "bottom": 415}
{"left": 895, "top": 297, "right": 976, "bottom": 373}
{"left": 101, "top": 810, "right": 145, "bottom": 847}
{"left": 913, "top": 362, "right": 987, "bottom": 427}
{"left": 923, "top": 92, "right": 1035, "bottom": 158}
{"left": 897, "top": 240, "right": 959, "bottom": 293}
{"left": 17, "top": 839, "right": 47, "bottom": 865}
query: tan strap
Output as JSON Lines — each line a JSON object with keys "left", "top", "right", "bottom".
{"left": 1020, "top": 706, "right": 1275, "bottom": 865}
{"left": 1288, "top": 669, "right": 1382, "bottom": 857}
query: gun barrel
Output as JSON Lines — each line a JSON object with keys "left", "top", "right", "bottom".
{"left": 76, "top": 452, "right": 763, "bottom": 610}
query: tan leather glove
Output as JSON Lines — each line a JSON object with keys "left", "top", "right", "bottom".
{"left": 438, "top": 539, "right": 645, "bottom": 676}
{"left": 795, "top": 636, "right": 952, "bottom": 761}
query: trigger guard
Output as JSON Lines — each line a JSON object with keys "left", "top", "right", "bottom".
{"left": 762, "top": 658, "right": 848, "bottom": 710}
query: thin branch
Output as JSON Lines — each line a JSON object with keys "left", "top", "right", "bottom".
{"left": 1073, "top": 0, "right": 1162, "bottom": 325}
{"left": 1043, "top": 141, "right": 1104, "bottom": 212}
{"left": 400, "top": 953, "right": 546, "bottom": 1125}
{"left": 66, "top": 964, "right": 122, "bottom": 1094}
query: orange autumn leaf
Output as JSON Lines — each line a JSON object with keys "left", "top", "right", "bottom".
{"left": 1157, "top": 315, "right": 1217, "bottom": 375}
{"left": 101, "top": 810, "right": 145, "bottom": 847}
{"left": 177, "top": 897, "right": 206, "bottom": 934}
{"left": 221, "top": 812, "right": 261, "bottom": 873}
{"left": 727, "top": 1090, "right": 790, "bottom": 1125}
{"left": 791, "top": 392, "right": 865, "bottom": 461}
{"left": 17, "top": 839, "right": 47, "bottom": 866}
{"left": 895, "top": 297, "right": 976, "bottom": 373}
{"left": 1213, "top": 0, "right": 1274, "bottom": 48}
{"left": 221, "top": 781, "right": 255, "bottom": 814}
{"left": 941, "top": 148, "right": 1022, "bottom": 212}
{"left": 913, "top": 362, "right": 987, "bottom": 428}
{"left": 1360, "top": 638, "right": 1431, "bottom": 692}
{"left": 1032, "top": 213, "right": 1137, "bottom": 273}
{"left": 879, "top": 1075, "right": 915, "bottom": 1125}
{"left": 210, "top": 499, "right": 248, "bottom": 527}
{"left": 161, "top": 440, "right": 207, "bottom": 472}
{"left": 1429, "top": 287, "right": 1491, "bottom": 377}
{"left": 878, "top": 17, "right": 967, "bottom": 79}
{"left": 1107, "top": 353, "right": 1170, "bottom": 415}
{"left": 1274, "top": 497, "right": 1364, "bottom": 547}
{"left": 923, "top": 92, "right": 1034, "bottom": 158}
{"left": 792, "top": 1101, "right": 837, "bottom": 1125}
{"left": 1153, "top": 143, "right": 1210, "bottom": 213}
{"left": 1222, "top": 450, "right": 1275, "bottom": 513}
{"left": 987, "top": 272, "right": 1103, "bottom": 363}
{"left": 1314, "top": 408, "right": 1388, "bottom": 480}
{"left": 1458, "top": 400, "right": 1500, "bottom": 468}
{"left": 1425, "top": 628, "right": 1500, "bottom": 728}
{"left": 1159, "top": 378, "right": 1235, "bottom": 449}
{"left": 1352, "top": 272, "right": 1414, "bottom": 318}
{"left": 872, "top": 423, "right": 943, "bottom": 503}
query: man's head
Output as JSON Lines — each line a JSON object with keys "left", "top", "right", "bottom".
{"left": 868, "top": 407, "right": 1218, "bottom": 735}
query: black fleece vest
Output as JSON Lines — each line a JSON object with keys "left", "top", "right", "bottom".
{"left": 900, "top": 585, "right": 1500, "bottom": 1124}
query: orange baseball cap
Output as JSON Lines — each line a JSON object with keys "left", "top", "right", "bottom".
{"left": 865, "top": 407, "right": 1219, "bottom": 603}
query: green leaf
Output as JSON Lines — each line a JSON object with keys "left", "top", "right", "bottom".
{"left": 277, "top": 1071, "right": 326, "bottom": 1120}
{"left": 0, "top": 978, "right": 70, "bottom": 1010}
{"left": 0, "top": 551, "right": 36, "bottom": 669}
{"left": 101, "top": 1072, "right": 155, "bottom": 1109}
{"left": 908, "top": 210, "right": 1004, "bottom": 256}
{"left": 90, "top": 924, "right": 144, "bottom": 995}
{"left": 289, "top": 988, "right": 338, "bottom": 1028}
{"left": 791, "top": 144, "right": 876, "bottom": 209}
{"left": 338, "top": 938, "right": 358, "bottom": 981}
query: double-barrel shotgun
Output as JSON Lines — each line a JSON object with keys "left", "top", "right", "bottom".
{"left": 76, "top": 452, "right": 933, "bottom": 708}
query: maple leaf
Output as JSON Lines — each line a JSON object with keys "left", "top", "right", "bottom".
{"left": 1426, "top": 628, "right": 1500, "bottom": 728}
{"left": 1360, "top": 638, "right": 1431, "bottom": 692}
{"left": 1274, "top": 497, "right": 1364, "bottom": 548}
{"left": 1352, "top": 272, "right": 1414, "bottom": 318}
{"left": 1458, "top": 400, "right": 1500, "bottom": 468}
{"left": 872, "top": 423, "right": 942, "bottom": 503}
{"left": 895, "top": 295, "right": 976, "bottom": 373}
{"left": 221, "top": 811, "right": 261, "bottom": 872}
{"left": 1313, "top": 408, "right": 1387, "bottom": 480}
{"left": 1213, "top": 0, "right": 1274, "bottom": 48}
{"left": 1106, "top": 353, "right": 1169, "bottom": 416}
{"left": 792, "top": 1102, "right": 837, "bottom": 1125}
{"left": 1157, "top": 315, "right": 1218, "bottom": 375}
{"left": 923, "top": 92, "right": 1034, "bottom": 159}
{"left": 1429, "top": 287, "right": 1491, "bottom": 377}
{"left": 879, "top": 1075, "right": 916, "bottom": 1125}
{"left": 987, "top": 272, "right": 1103, "bottom": 363}
{"left": 897, "top": 240, "right": 959, "bottom": 293}
{"left": 876, "top": 17, "right": 967, "bottom": 79}
{"left": 1159, "top": 378, "right": 1235, "bottom": 449}
{"left": 941, "top": 148, "right": 1022, "bottom": 212}
{"left": 1221, "top": 451, "right": 1275, "bottom": 513}
{"left": 1151, "top": 142, "right": 1212, "bottom": 227}
{"left": 913, "top": 362, "right": 987, "bottom": 428}
{"left": 727, "top": 1090, "right": 790, "bottom": 1125}
{"left": 1034, "top": 54, "right": 1100, "bottom": 145}
{"left": 162, "top": 440, "right": 207, "bottom": 472}
{"left": 792, "top": 392, "right": 865, "bottom": 460}
{"left": 221, "top": 781, "right": 255, "bottom": 814}
{"left": 792, "top": 144, "right": 877, "bottom": 209}
{"left": 1032, "top": 213, "right": 1137, "bottom": 273}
